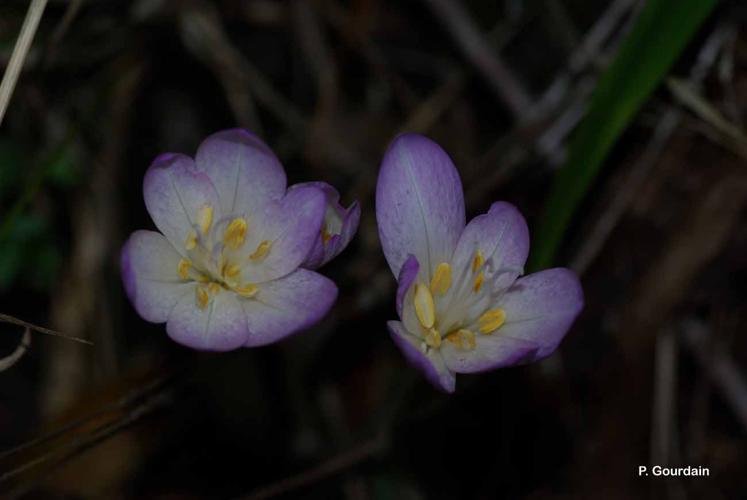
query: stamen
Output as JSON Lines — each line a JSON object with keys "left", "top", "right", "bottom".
{"left": 430, "top": 262, "right": 452, "bottom": 295}
{"left": 473, "top": 271, "right": 484, "bottom": 292}
{"left": 224, "top": 218, "right": 248, "bottom": 250}
{"left": 235, "top": 283, "right": 258, "bottom": 298}
{"left": 185, "top": 230, "right": 198, "bottom": 250}
{"left": 196, "top": 286, "right": 210, "bottom": 310}
{"left": 321, "top": 226, "right": 332, "bottom": 245}
{"left": 477, "top": 308, "right": 506, "bottom": 334}
{"left": 424, "top": 328, "right": 442, "bottom": 348}
{"left": 446, "top": 329, "right": 476, "bottom": 350}
{"left": 472, "top": 250, "right": 484, "bottom": 273}
{"left": 177, "top": 258, "right": 191, "bottom": 280}
{"left": 249, "top": 240, "right": 272, "bottom": 261}
{"left": 414, "top": 284, "right": 436, "bottom": 329}
{"left": 208, "top": 283, "right": 221, "bottom": 295}
{"left": 197, "top": 205, "right": 213, "bottom": 234}
{"left": 223, "top": 262, "right": 241, "bottom": 284}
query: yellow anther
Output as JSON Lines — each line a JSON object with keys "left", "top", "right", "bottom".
{"left": 446, "top": 329, "right": 477, "bottom": 350}
{"left": 430, "top": 262, "right": 452, "bottom": 295}
{"left": 208, "top": 282, "right": 222, "bottom": 295}
{"left": 321, "top": 226, "right": 333, "bottom": 245}
{"left": 197, "top": 205, "right": 214, "bottom": 234}
{"left": 235, "top": 283, "right": 259, "bottom": 298}
{"left": 249, "top": 240, "right": 272, "bottom": 261}
{"left": 223, "top": 262, "right": 241, "bottom": 280}
{"left": 177, "top": 258, "right": 191, "bottom": 280}
{"left": 472, "top": 250, "right": 484, "bottom": 273}
{"left": 477, "top": 308, "right": 506, "bottom": 334}
{"left": 185, "top": 230, "right": 198, "bottom": 251}
{"left": 224, "top": 218, "right": 248, "bottom": 250}
{"left": 424, "top": 328, "right": 442, "bottom": 349}
{"left": 473, "top": 271, "right": 484, "bottom": 292}
{"left": 413, "top": 284, "right": 436, "bottom": 329}
{"left": 196, "top": 286, "right": 210, "bottom": 310}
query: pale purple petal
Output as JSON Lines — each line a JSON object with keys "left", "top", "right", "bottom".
{"left": 496, "top": 268, "right": 584, "bottom": 359}
{"left": 241, "top": 269, "right": 337, "bottom": 347}
{"left": 239, "top": 185, "right": 326, "bottom": 283}
{"left": 143, "top": 153, "right": 221, "bottom": 253}
{"left": 452, "top": 201, "right": 529, "bottom": 291}
{"left": 376, "top": 133, "right": 465, "bottom": 279}
{"left": 121, "top": 230, "right": 192, "bottom": 323}
{"left": 388, "top": 321, "right": 455, "bottom": 393}
{"left": 167, "top": 290, "right": 249, "bottom": 351}
{"left": 441, "top": 333, "right": 539, "bottom": 374}
{"left": 291, "top": 182, "right": 361, "bottom": 270}
{"left": 396, "top": 254, "right": 419, "bottom": 318}
{"left": 195, "top": 129, "right": 287, "bottom": 216}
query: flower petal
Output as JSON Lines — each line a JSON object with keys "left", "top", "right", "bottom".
{"left": 241, "top": 269, "right": 337, "bottom": 347}
{"left": 291, "top": 182, "right": 361, "bottom": 269}
{"left": 240, "top": 185, "right": 326, "bottom": 283}
{"left": 143, "top": 153, "right": 221, "bottom": 254}
{"left": 388, "top": 321, "right": 455, "bottom": 393}
{"left": 195, "top": 129, "right": 287, "bottom": 216}
{"left": 452, "top": 201, "right": 529, "bottom": 290}
{"left": 441, "top": 333, "right": 539, "bottom": 374}
{"left": 396, "top": 254, "right": 419, "bottom": 318}
{"left": 121, "top": 230, "right": 192, "bottom": 323}
{"left": 376, "top": 133, "right": 465, "bottom": 279}
{"left": 167, "top": 290, "right": 249, "bottom": 351}
{"left": 496, "top": 268, "right": 584, "bottom": 359}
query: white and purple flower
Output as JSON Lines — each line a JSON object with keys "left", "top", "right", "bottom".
{"left": 121, "top": 129, "right": 358, "bottom": 351}
{"left": 376, "top": 133, "right": 584, "bottom": 393}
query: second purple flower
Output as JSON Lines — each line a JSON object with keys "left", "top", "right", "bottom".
{"left": 376, "top": 133, "right": 584, "bottom": 393}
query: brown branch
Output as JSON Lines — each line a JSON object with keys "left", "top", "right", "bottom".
{"left": 570, "top": 22, "right": 734, "bottom": 275}
{"left": 0, "top": 372, "right": 173, "bottom": 462}
{"left": 682, "top": 321, "right": 747, "bottom": 433}
{"left": 420, "top": 0, "right": 532, "bottom": 118}
{"left": 3, "top": 389, "right": 171, "bottom": 499}
{"left": 0, "top": 328, "right": 30, "bottom": 372}
{"left": 0, "top": 313, "right": 92, "bottom": 345}
{"left": 0, "top": 0, "right": 48, "bottom": 125}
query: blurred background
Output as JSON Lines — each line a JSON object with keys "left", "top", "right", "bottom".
{"left": 0, "top": 0, "right": 746, "bottom": 498}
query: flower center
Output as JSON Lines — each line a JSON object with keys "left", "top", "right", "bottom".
{"left": 411, "top": 249, "right": 509, "bottom": 352}
{"left": 175, "top": 205, "right": 274, "bottom": 310}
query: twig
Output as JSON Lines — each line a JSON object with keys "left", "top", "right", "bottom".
{"left": 0, "top": 372, "right": 173, "bottom": 461}
{"left": 3, "top": 389, "right": 171, "bottom": 499}
{"left": 0, "top": 313, "right": 91, "bottom": 345}
{"left": 682, "top": 321, "right": 747, "bottom": 433}
{"left": 420, "top": 0, "right": 532, "bottom": 118}
{"left": 569, "top": 108, "right": 680, "bottom": 275}
{"left": 667, "top": 76, "right": 747, "bottom": 160}
{"left": 467, "top": 0, "right": 637, "bottom": 204}
{"left": 531, "top": 0, "right": 639, "bottom": 156}
{"left": 0, "top": 0, "right": 49, "bottom": 126}
{"left": 178, "top": 2, "right": 264, "bottom": 133}
{"left": 650, "top": 329, "right": 678, "bottom": 465}
{"left": 292, "top": 1, "right": 339, "bottom": 115}
{"left": 49, "top": 0, "right": 85, "bottom": 47}
{"left": 570, "top": 23, "right": 733, "bottom": 275}
{"left": 239, "top": 434, "right": 387, "bottom": 500}
{"left": 0, "top": 328, "right": 30, "bottom": 372}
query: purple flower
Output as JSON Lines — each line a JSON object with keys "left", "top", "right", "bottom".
{"left": 375, "top": 134, "right": 584, "bottom": 393}
{"left": 121, "top": 129, "right": 357, "bottom": 351}
{"left": 292, "top": 182, "right": 361, "bottom": 270}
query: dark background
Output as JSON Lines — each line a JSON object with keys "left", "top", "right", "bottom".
{"left": 0, "top": 0, "right": 746, "bottom": 498}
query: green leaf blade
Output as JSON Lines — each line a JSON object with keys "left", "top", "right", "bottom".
{"left": 529, "top": 0, "right": 718, "bottom": 271}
